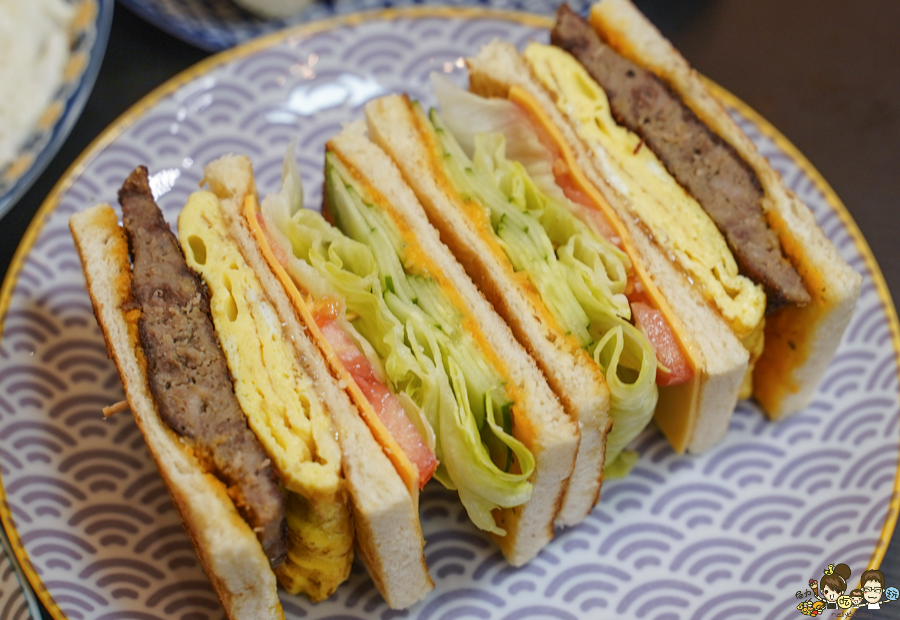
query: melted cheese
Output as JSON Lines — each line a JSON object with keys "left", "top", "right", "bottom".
{"left": 524, "top": 43, "right": 765, "bottom": 342}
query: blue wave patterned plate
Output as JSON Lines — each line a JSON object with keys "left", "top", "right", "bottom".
{"left": 0, "top": 8, "right": 897, "bottom": 620}
{"left": 118, "top": 0, "right": 594, "bottom": 51}
{"left": 0, "top": 0, "right": 113, "bottom": 221}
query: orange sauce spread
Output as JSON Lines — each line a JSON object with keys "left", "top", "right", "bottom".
{"left": 752, "top": 209, "right": 823, "bottom": 417}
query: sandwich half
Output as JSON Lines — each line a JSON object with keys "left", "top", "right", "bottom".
{"left": 71, "top": 199, "right": 284, "bottom": 620}
{"left": 247, "top": 122, "right": 580, "bottom": 566}
{"left": 194, "top": 155, "right": 434, "bottom": 609}
{"left": 532, "top": 1, "right": 861, "bottom": 418}
{"left": 71, "top": 164, "right": 433, "bottom": 614}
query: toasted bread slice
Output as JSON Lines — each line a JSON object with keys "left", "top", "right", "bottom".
{"left": 365, "top": 93, "right": 610, "bottom": 525}
{"left": 70, "top": 205, "right": 284, "bottom": 620}
{"left": 465, "top": 39, "right": 749, "bottom": 454}
{"left": 202, "top": 155, "right": 433, "bottom": 609}
{"left": 329, "top": 121, "right": 579, "bottom": 565}
{"left": 589, "top": 0, "right": 861, "bottom": 418}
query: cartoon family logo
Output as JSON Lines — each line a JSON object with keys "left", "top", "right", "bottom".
{"left": 795, "top": 564, "right": 899, "bottom": 616}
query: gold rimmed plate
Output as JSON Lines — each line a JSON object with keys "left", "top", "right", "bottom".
{"left": 0, "top": 8, "right": 896, "bottom": 619}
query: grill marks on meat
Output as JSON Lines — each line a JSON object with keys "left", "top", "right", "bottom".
{"left": 551, "top": 5, "right": 810, "bottom": 313}
{"left": 119, "top": 167, "right": 287, "bottom": 567}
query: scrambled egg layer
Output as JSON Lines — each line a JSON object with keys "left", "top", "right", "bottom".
{"left": 276, "top": 493, "right": 353, "bottom": 602}
{"left": 524, "top": 44, "right": 765, "bottom": 342}
{"left": 178, "top": 191, "right": 351, "bottom": 597}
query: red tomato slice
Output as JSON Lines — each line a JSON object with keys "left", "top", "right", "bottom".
{"left": 315, "top": 316, "right": 438, "bottom": 487}
{"left": 513, "top": 102, "right": 621, "bottom": 246}
{"left": 631, "top": 301, "right": 694, "bottom": 387}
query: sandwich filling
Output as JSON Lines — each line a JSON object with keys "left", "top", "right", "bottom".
{"left": 523, "top": 41, "right": 766, "bottom": 344}
{"left": 118, "top": 167, "right": 287, "bottom": 568}
{"left": 551, "top": 4, "right": 809, "bottom": 314}
{"left": 428, "top": 78, "right": 659, "bottom": 473}
{"left": 254, "top": 151, "right": 438, "bottom": 493}
{"left": 258, "top": 149, "right": 535, "bottom": 536}
{"left": 178, "top": 191, "right": 353, "bottom": 601}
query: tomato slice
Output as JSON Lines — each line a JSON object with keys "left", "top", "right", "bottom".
{"left": 631, "top": 301, "right": 694, "bottom": 386}
{"left": 315, "top": 314, "right": 438, "bottom": 488}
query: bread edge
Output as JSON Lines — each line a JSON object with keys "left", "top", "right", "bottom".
{"left": 590, "top": 0, "right": 862, "bottom": 418}
{"left": 69, "top": 204, "right": 283, "bottom": 620}
{"left": 332, "top": 120, "right": 579, "bottom": 564}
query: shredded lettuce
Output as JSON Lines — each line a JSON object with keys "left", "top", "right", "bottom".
{"left": 424, "top": 90, "right": 658, "bottom": 472}
{"left": 261, "top": 150, "right": 535, "bottom": 535}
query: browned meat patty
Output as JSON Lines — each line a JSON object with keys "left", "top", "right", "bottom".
{"left": 120, "top": 166, "right": 286, "bottom": 568}
{"left": 551, "top": 5, "right": 810, "bottom": 313}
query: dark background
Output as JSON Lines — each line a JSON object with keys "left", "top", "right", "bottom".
{"left": 0, "top": 0, "right": 897, "bottom": 616}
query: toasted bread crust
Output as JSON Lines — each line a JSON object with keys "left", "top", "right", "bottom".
{"left": 70, "top": 204, "right": 283, "bottom": 620}
{"left": 203, "top": 154, "right": 433, "bottom": 608}
{"left": 589, "top": 0, "right": 861, "bottom": 417}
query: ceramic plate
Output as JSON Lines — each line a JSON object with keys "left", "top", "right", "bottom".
{"left": 0, "top": 0, "right": 114, "bottom": 221}
{"left": 118, "top": 0, "right": 593, "bottom": 51}
{"left": 0, "top": 8, "right": 897, "bottom": 620}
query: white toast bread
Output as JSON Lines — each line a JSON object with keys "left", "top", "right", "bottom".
{"left": 202, "top": 154, "right": 434, "bottom": 609}
{"left": 70, "top": 205, "right": 284, "bottom": 620}
{"left": 590, "top": 0, "right": 862, "bottom": 418}
{"left": 365, "top": 94, "right": 609, "bottom": 525}
{"left": 329, "top": 121, "right": 580, "bottom": 565}
{"left": 465, "top": 40, "right": 748, "bottom": 454}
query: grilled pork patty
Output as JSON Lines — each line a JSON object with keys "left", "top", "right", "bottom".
{"left": 551, "top": 5, "right": 809, "bottom": 313}
{"left": 120, "top": 166, "right": 287, "bottom": 567}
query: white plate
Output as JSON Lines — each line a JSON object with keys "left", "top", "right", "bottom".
{"left": 0, "top": 0, "right": 113, "bottom": 220}
{"left": 0, "top": 8, "right": 897, "bottom": 620}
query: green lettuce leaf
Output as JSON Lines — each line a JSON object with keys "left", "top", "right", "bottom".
{"left": 426, "top": 103, "right": 658, "bottom": 472}
{"left": 261, "top": 149, "right": 535, "bottom": 535}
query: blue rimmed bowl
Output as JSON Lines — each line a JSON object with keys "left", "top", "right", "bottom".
{"left": 118, "top": 0, "right": 593, "bottom": 51}
{"left": 0, "top": 0, "right": 114, "bottom": 221}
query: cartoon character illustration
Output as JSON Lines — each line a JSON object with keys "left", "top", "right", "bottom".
{"left": 796, "top": 599, "right": 825, "bottom": 617}
{"left": 861, "top": 569, "right": 887, "bottom": 609}
{"left": 798, "top": 565, "right": 896, "bottom": 615}
{"left": 810, "top": 563, "right": 851, "bottom": 610}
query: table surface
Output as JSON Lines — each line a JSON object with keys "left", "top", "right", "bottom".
{"left": 0, "top": 0, "right": 897, "bottom": 617}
